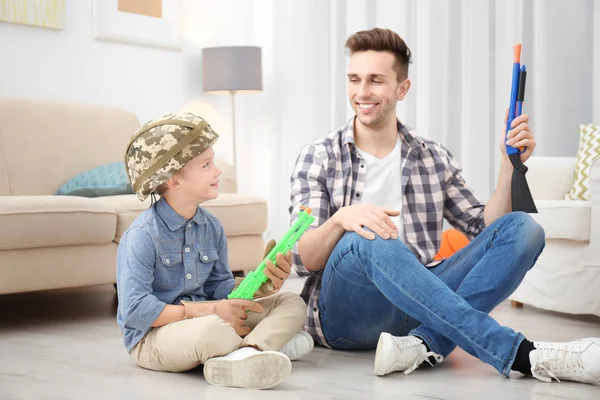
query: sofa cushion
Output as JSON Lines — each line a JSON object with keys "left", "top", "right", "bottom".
{"left": 56, "top": 161, "right": 134, "bottom": 197}
{"left": 532, "top": 200, "right": 591, "bottom": 241}
{"left": 94, "top": 193, "right": 267, "bottom": 242}
{"left": 0, "top": 196, "right": 117, "bottom": 250}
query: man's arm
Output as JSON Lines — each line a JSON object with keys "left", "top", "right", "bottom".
{"left": 482, "top": 159, "right": 513, "bottom": 226}
{"left": 297, "top": 215, "right": 347, "bottom": 273}
{"left": 484, "top": 113, "right": 537, "bottom": 226}
{"left": 290, "top": 145, "right": 399, "bottom": 273}
{"left": 289, "top": 145, "right": 335, "bottom": 274}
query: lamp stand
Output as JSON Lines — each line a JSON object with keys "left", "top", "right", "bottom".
{"left": 230, "top": 90, "right": 238, "bottom": 189}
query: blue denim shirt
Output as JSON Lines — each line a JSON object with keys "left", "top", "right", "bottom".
{"left": 116, "top": 197, "right": 235, "bottom": 352}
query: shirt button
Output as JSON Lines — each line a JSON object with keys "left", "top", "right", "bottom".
{"left": 355, "top": 193, "right": 361, "bottom": 198}
{"left": 202, "top": 255, "right": 208, "bottom": 261}
{"left": 185, "top": 247, "right": 190, "bottom": 253}
{"left": 187, "top": 223, "right": 192, "bottom": 229}
{"left": 360, "top": 164, "right": 365, "bottom": 168}
{"left": 186, "top": 274, "right": 192, "bottom": 279}
{"left": 165, "top": 259, "right": 170, "bottom": 264}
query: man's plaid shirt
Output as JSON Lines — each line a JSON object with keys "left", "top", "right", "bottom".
{"left": 289, "top": 118, "right": 487, "bottom": 347}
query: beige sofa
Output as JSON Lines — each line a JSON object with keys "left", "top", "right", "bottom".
{"left": 0, "top": 98, "right": 267, "bottom": 295}
{"left": 509, "top": 156, "right": 600, "bottom": 316}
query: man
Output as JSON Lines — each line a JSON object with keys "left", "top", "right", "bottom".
{"left": 289, "top": 28, "right": 600, "bottom": 384}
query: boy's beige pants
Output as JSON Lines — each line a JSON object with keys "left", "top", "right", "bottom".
{"left": 130, "top": 292, "right": 307, "bottom": 372}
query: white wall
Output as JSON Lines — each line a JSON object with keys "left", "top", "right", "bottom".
{"left": 1, "top": 0, "right": 598, "bottom": 242}
{"left": 0, "top": 0, "right": 184, "bottom": 124}
{"left": 0, "top": 0, "right": 256, "bottom": 178}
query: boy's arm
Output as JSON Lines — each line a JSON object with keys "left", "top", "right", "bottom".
{"left": 117, "top": 228, "right": 170, "bottom": 330}
{"left": 118, "top": 228, "right": 220, "bottom": 327}
{"left": 202, "top": 224, "right": 235, "bottom": 300}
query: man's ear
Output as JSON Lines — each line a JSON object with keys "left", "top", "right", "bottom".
{"left": 397, "top": 79, "right": 411, "bottom": 101}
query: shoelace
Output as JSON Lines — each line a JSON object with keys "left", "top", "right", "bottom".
{"left": 531, "top": 342, "right": 584, "bottom": 383}
{"left": 393, "top": 338, "right": 443, "bottom": 375}
{"left": 404, "top": 351, "right": 444, "bottom": 375}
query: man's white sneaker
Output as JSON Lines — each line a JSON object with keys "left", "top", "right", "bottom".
{"left": 204, "top": 347, "right": 291, "bottom": 389}
{"left": 374, "top": 333, "right": 443, "bottom": 376}
{"left": 530, "top": 338, "right": 600, "bottom": 384}
{"left": 279, "top": 330, "right": 314, "bottom": 360}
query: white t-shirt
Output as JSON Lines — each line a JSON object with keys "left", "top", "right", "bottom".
{"left": 355, "top": 137, "right": 404, "bottom": 242}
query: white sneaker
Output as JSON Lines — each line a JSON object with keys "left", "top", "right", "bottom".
{"left": 374, "top": 333, "right": 443, "bottom": 376}
{"left": 204, "top": 347, "right": 291, "bottom": 389}
{"left": 279, "top": 331, "right": 314, "bottom": 361}
{"left": 530, "top": 338, "right": 600, "bottom": 384}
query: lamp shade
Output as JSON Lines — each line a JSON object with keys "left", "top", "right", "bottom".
{"left": 202, "top": 46, "right": 263, "bottom": 93}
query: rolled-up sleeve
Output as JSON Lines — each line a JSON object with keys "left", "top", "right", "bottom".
{"left": 203, "top": 223, "right": 235, "bottom": 300}
{"left": 116, "top": 228, "right": 166, "bottom": 331}
{"left": 289, "top": 144, "right": 331, "bottom": 277}
{"left": 441, "top": 145, "right": 486, "bottom": 239}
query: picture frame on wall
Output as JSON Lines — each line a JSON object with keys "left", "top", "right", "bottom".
{"left": 92, "top": 0, "right": 182, "bottom": 51}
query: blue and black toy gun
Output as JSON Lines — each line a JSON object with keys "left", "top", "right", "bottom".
{"left": 506, "top": 44, "right": 537, "bottom": 214}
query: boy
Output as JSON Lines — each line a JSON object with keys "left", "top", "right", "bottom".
{"left": 117, "top": 112, "right": 313, "bottom": 389}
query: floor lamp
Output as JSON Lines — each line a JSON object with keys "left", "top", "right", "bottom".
{"left": 202, "top": 46, "right": 263, "bottom": 189}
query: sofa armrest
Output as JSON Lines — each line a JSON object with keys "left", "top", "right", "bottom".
{"left": 589, "top": 158, "right": 600, "bottom": 257}
{"left": 526, "top": 156, "right": 576, "bottom": 200}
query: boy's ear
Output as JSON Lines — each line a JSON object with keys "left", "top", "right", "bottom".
{"left": 166, "top": 175, "right": 180, "bottom": 189}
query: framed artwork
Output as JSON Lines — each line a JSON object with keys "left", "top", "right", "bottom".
{"left": 92, "top": 0, "right": 182, "bottom": 51}
{"left": 0, "top": 0, "right": 65, "bottom": 30}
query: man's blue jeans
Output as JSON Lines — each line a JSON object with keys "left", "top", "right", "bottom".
{"left": 318, "top": 212, "right": 545, "bottom": 376}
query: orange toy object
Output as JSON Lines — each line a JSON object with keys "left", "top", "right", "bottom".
{"left": 434, "top": 228, "right": 470, "bottom": 261}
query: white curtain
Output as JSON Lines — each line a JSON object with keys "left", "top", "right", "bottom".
{"left": 238, "top": 0, "right": 598, "bottom": 240}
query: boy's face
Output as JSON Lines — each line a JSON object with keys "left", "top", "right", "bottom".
{"left": 347, "top": 50, "right": 410, "bottom": 130}
{"left": 169, "top": 147, "right": 221, "bottom": 202}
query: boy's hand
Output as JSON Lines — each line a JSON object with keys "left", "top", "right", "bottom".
{"left": 258, "top": 240, "right": 292, "bottom": 296}
{"left": 214, "top": 299, "right": 264, "bottom": 336}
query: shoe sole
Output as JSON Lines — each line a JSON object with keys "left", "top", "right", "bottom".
{"left": 374, "top": 332, "right": 394, "bottom": 376}
{"left": 204, "top": 351, "right": 291, "bottom": 389}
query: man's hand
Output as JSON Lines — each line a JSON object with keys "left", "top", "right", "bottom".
{"left": 214, "top": 299, "right": 264, "bottom": 336}
{"left": 262, "top": 239, "right": 292, "bottom": 292}
{"left": 500, "top": 109, "right": 536, "bottom": 164}
{"left": 332, "top": 204, "right": 400, "bottom": 240}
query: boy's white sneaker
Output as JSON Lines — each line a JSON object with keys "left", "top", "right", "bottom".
{"left": 374, "top": 333, "right": 443, "bottom": 376}
{"left": 530, "top": 338, "right": 600, "bottom": 384}
{"left": 279, "top": 331, "right": 314, "bottom": 360}
{"left": 204, "top": 347, "right": 291, "bottom": 389}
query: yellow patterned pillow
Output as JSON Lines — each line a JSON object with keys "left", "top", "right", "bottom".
{"left": 565, "top": 124, "right": 600, "bottom": 200}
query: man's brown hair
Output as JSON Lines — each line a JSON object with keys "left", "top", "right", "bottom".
{"left": 345, "top": 28, "right": 412, "bottom": 81}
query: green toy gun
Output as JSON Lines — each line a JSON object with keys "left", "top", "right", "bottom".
{"left": 228, "top": 206, "right": 315, "bottom": 300}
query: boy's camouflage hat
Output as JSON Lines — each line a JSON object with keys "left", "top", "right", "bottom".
{"left": 125, "top": 112, "right": 219, "bottom": 201}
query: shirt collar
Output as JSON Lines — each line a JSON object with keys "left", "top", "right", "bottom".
{"left": 342, "top": 116, "right": 426, "bottom": 155}
{"left": 156, "top": 197, "right": 205, "bottom": 231}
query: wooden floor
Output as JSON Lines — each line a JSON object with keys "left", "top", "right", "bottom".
{"left": 0, "top": 277, "right": 599, "bottom": 400}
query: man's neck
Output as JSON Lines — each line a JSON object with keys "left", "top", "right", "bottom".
{"left": 353, "top": 116, "right": 399, "bottom": 159}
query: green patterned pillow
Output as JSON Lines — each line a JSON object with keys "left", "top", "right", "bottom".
{"left": 565, "top": 123, "right": 600, "bottom": 201}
